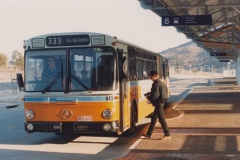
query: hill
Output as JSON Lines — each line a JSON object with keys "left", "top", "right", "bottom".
{"left": 159, "top": 41, "right": 234, "bottom": 72}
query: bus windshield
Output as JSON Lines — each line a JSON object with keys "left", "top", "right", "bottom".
{"left": 25, "top": 49, "right": 66, "bottom": 92}
{"left": 70, "top": 47, "right": 116, "bottom": 91}
{"left": 25, "top": 47, "right": 116, "bottom": 92}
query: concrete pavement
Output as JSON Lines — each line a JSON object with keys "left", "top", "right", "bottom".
{"left": 117, "top": 78, "right": 240, "bottom": 160}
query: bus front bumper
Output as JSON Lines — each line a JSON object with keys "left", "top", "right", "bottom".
{"left": 25, "top": 121, "right": 119, "bottom": 133}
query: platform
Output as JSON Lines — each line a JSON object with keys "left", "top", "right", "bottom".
{"left": 117, "top": 78, "right": 240, "bottom": 160}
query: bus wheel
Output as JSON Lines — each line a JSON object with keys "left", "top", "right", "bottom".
{"left": 126, "top": 106, "right": 137, "bottom": 135}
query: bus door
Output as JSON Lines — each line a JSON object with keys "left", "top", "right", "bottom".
{"left": 122, "top": 52, "right": 129, "bottom": 130}
{"left": 117, "top": 49, "right": 128, "bottom": 133}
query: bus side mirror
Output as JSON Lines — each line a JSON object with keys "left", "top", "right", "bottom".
{"left": 16, "top": 73, "right": 24, "bottom": 91}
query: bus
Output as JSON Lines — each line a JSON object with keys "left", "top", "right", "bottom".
{"left": 17, "top": 32, "right": 169, "bottom": 135}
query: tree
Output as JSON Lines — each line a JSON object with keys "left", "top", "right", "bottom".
{"left": 0, "top": 52, "right": 8, "bottom": 68}
{"left": 11, "top": 50, "right": 24, "bottom": 69}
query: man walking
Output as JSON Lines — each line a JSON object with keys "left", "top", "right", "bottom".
{"left": 142, "top": 70, "right": 171, "bottom": 140}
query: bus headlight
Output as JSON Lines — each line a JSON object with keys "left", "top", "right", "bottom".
{"left": 25, "top": 110, "right": 35, "bottom": 120}
{"left": 26, "top": 123, "right": 34, "bottom": 131}
{"left": 103, "top": 123, "right": 111, "bottom": 131}
{"left": 102, "top": 109, "right": 112, "bottom": 119}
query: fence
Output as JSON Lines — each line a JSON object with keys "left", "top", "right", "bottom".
{"left": 169, "top": 66, "right": 224, "bottom": 78}
{"left": 0, "top": 69, "right": 24, "bottom": 94}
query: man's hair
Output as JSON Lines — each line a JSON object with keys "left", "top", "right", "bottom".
{"left": 149, "top": 70, "right": 158, "bottom": 76}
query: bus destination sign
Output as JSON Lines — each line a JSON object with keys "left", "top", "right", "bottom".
{"left": 162, "top": 15, "right": 212, "bottom": 26}
{"left": 46, "top": 35, "right": 90, "bottom": 47}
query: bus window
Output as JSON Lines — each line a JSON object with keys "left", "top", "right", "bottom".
{"left": 25, "top": 49, "right": 66, "bottom": 92}
{"left": 143, "top": 60, "right": 148, "bottom": 79}
{"left": 137, "top": 59, "right": 143, "bottom": 80}
{"left": 153, "top": 62, "right": 157, "bottom": 71}
{"left": 147, "top": 61, "right": 153, "bottom": 72}
{"left": 70, "top": 48, "right": 94, "bottom": 90}
{"left": 93, "top": 55, "right": 114, "bottom": 89}
{"left": 70, "top": 47, "right": 116, "bottom": 91}
{"left": 26, "top": 58, "right": 44, "bottom": 81}
{"left": 142, "top": 52, "right": 148, "bottom": 79}
{"left": 128, "top": 47, "right": 136, "bottom": 80}
{"left": 165, "top": 61, "right": 169, "bottom": 77}
{"left": 136, "top": 50, "right": 143, "bottom": 80}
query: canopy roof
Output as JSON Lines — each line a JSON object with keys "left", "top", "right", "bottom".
{"left": 139, "top": 0, "right": 240, "bottom": 60}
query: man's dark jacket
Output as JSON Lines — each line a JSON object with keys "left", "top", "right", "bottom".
{"left": 147, "top": 79, "right": 168, "bottom": 106}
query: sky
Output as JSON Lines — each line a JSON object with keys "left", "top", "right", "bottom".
{"left": 0, "top": 0, "right": 190, "bottom": 58}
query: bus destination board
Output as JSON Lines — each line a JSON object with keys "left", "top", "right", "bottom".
{"left": 46, "top": 35, "right": 90, "bottom": 47}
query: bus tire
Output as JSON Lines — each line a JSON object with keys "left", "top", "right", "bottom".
{"left": 126, "top": 106, "right": 137, "bottom": 136}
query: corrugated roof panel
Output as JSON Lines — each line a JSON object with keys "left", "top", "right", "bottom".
{"left": 139, "top": 0, "right": 240, "bottom": 60}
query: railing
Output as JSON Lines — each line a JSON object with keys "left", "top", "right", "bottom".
{"left": 169, "top": 66, "right": 224, "bottom": 78}
{"left": 0, "top": 69, "right": 24, "bottom": 94}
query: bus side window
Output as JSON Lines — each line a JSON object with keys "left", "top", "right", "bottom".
{"left": 162, "top": 63, "right": 166, "bottom": 79}
{"left": 129, "top": 66, "right": 137, "bottom": 80}
{"left": 137, "top": 59, "right": 143, "bottom": 80}
{"left": 128, "top": 46, "right": 137, "bottom": 81}
{"left": 143, "top": 60, "right": 148, "bottom": 79}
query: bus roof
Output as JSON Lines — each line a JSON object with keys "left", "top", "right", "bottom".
{"left": 24, "top": 32, "right": 164, "bottom": 57}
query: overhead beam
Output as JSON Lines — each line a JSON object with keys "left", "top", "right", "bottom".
{"left": 153, "top": 5, "right": 240, "bottom": 10}
{"left": 200, "top": 25, "right": 233, "bottom": 38}
{"left": 178, "top": 29, "right": 240, "bottom": 34}
{"left": 199, "top": 41, "right": 240, "bottom": 49}
{"left": 193, "top": 37, "right": 235, "bottom": 40}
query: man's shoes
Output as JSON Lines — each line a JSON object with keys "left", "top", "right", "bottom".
{"left": 141, "top": 133, "right": 151, "bottom": 139}
{"left": 160, "top": 135, "right": 171, "bottom": 140}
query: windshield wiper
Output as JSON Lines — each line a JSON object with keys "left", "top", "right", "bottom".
{"left": 71, "top": 75, "right": 90, "bottom": 90}
{"left": 42, "top": 72, "right": 62, "bottom": 94}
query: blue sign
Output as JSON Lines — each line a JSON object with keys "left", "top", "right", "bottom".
{"left": 162, "top": 15, "right": 212, "bottom": 26}
{"left": 220, "top": 60, "right": 230, "bottom": 62}
{"left": 210, "top": 53, "right": 227, "bottom": 56}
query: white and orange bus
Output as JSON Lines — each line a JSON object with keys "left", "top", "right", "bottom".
{"left": 17, "top": 32, "right": 169, "bottom": 135}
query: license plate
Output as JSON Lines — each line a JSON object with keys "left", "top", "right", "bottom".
{"left": 77, "top": 116, "right": 93, "bottom": 121}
